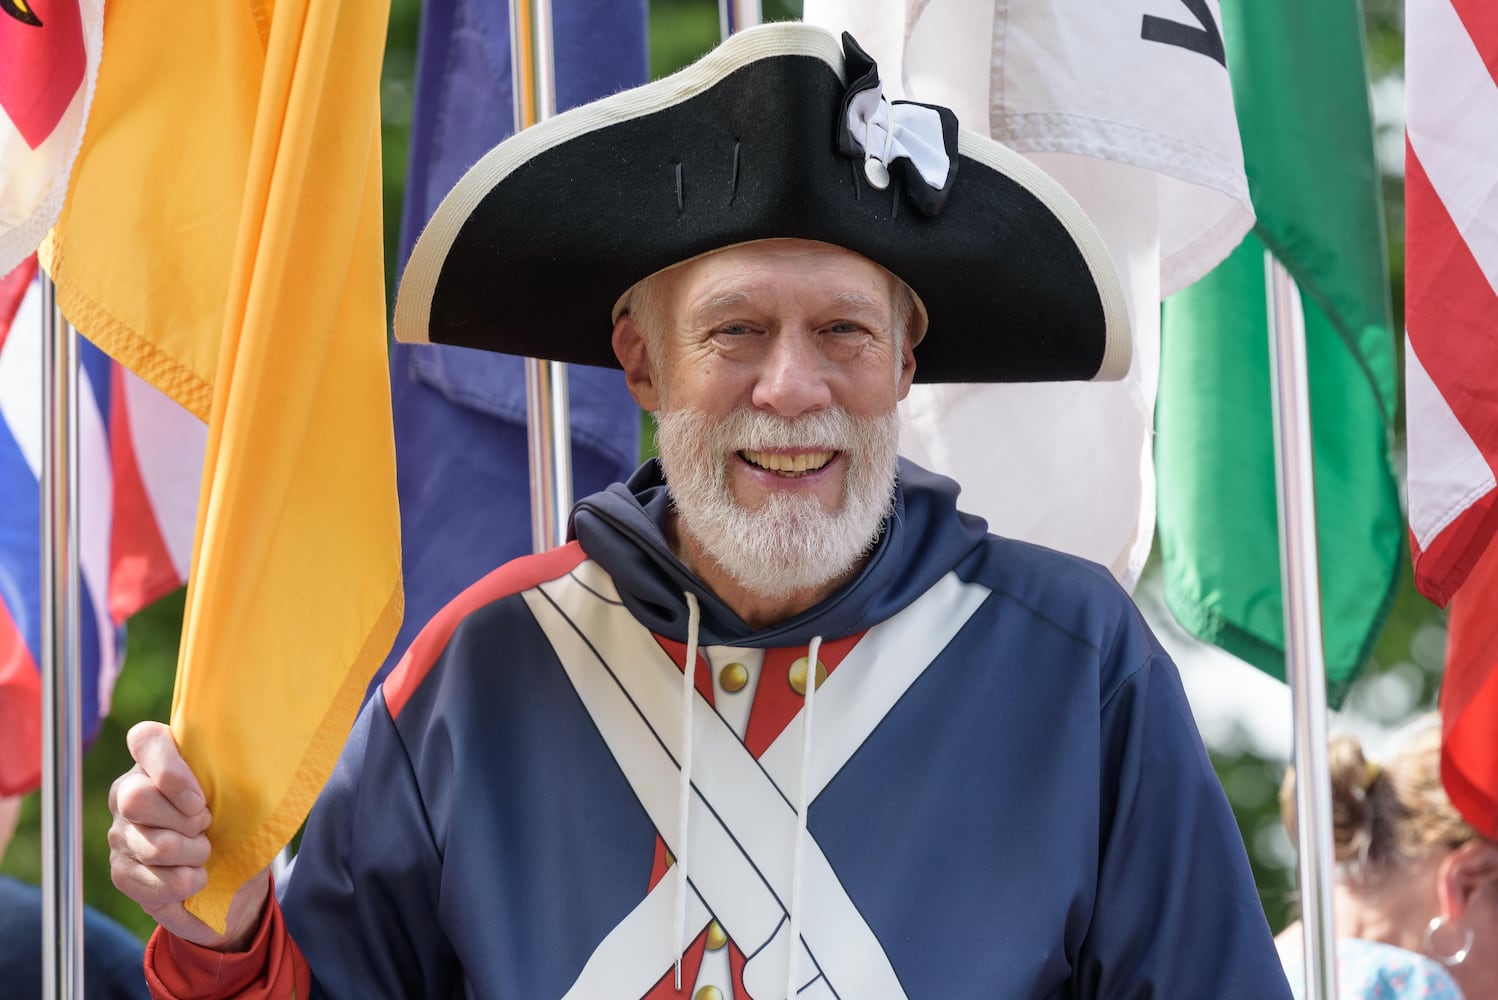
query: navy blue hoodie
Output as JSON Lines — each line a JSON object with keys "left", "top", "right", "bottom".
{"left": 261, "top": 459, "right": 1291, "bottom": 998}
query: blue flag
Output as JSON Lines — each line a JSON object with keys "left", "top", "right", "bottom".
{"left": 381, "top": 0, "right": 648, "bottom": 683}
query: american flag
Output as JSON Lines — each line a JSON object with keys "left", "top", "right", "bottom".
{"left": 0, "top": 256, "right": 202, "bottom": 795}
{"left": 1405, "top": 0, "right": 1498, "bottom": 838}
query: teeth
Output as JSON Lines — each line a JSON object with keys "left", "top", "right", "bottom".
{"left": 742, "top": 449, "right": 835, "bottom": 475}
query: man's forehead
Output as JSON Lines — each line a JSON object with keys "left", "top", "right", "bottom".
{"left": 684, "top": 287, "right": 893, "bottom": 323}
{"left": 670, "top": 238, "right": 892, "bottom": 281}
{"left": 655, "top": 239, "right": 903, "bottom": 311}
{"left": 681, "top": 240, "right": 893, "bottom": 282}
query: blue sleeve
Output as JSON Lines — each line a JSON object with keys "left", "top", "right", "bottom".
{"left": 1075, "top": 648, "right": 1294, "bottom": 999}
{"left": 278, "top": 692, "right": 459, "bottom": 998}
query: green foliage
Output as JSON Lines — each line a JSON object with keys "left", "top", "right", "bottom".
{"left": 651, "top": 0, "right": 803, "bottom": 78}
{"left": 1362, "top": 0, "right": 1405, "bottom": 80}
{"left": 382, "top": 0, "right": 423, "bottom": 308}
{"left": 650, "top": 0, "right": 723, "bottom": 77}
{"left": 1212, "top": 745, "right": 1298, "bottom": 931}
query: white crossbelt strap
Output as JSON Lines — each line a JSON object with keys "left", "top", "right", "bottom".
{"left": 530, "top": 563, "right": 989, "bottom": 999}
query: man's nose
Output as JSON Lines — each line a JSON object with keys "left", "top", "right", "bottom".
{"left": 751, "top": 331, "right": 833, "bottom": 416}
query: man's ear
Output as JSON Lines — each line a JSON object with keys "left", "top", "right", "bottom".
{"left": 612, "top": 313, "right": 660, "bottom": 411}
{"left": 1436, "top": 839, "right": 1498, "bottom": 919}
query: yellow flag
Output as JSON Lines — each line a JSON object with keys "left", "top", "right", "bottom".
{"left": 43, "top": 0, "right": 402, "bottom": 930}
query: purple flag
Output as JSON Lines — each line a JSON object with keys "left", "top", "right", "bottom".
{"left": 380, "top": 0, "right": 648, "bottom": 684}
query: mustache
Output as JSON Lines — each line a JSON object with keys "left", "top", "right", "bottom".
{"left": 654, "top": 407, "right": 865, "bottom": 454}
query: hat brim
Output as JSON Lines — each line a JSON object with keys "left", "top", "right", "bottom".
{"left": 394, "top": 23, "right": 1130, "bottom": 384}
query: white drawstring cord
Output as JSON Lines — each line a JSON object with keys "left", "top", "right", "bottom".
{"left": 674, "top": 592, "right": 701, "bottom": 991}
{"left": 785, "top": 635, "right": 822, "bottom": 999}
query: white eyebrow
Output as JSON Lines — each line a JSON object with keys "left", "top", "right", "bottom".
{"left": 824, "top": 292, "right": 886, "bottom": 317}
{"left": 690, "top": 292, "right": 753, "bottom": 319}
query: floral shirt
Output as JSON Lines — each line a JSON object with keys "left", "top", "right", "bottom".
{"left": 1285, "top": 939, "right": 1463, "bottom": 1000}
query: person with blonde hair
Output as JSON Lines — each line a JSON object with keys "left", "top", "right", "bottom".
{"left": 1278, "top": 719, "right": 1498, "bottom": 999}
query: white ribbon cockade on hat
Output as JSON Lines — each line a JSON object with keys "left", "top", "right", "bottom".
{"left": 836, "top": 31, "right": 958, "bottom": 216}
{"left": 528, "top": 560, "right": 991, "bottom": 999}
{"left": 845, "top": 87, "right": 951, "bottom": 194}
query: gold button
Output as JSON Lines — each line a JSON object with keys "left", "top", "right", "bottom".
{"left": 694, "top": 987, "right": 723, "bottom": 1000}
{"left": 664, "top": 849, "right": 674, "bottom": 867}
{"left": 705, "top": 920, "right": 728, "bottom": 951}
{"left": 719, "top": 662, "right": 749, "bottom": 693}
{"left": 787, "top": 656, "right": 827, "bottom": 695}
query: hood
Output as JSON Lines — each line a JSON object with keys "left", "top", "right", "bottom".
{"left": 568, "top": 457, "right": 990, "bottom": 647}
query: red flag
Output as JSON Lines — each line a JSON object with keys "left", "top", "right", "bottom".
{"left": 1443, "top": 540, "right": 1498, "bottom": 839}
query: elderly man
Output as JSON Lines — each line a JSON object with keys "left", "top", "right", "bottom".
{"left": 109, "top": 23, "right": 1291, "bottom": 999}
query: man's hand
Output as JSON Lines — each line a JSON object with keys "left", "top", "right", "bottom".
{"left": 108, "top": 721, "right": 270, "bottom": 951}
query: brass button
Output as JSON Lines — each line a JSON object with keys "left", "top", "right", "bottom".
{"left": 787, "top": 656, "right": 827, "bottom": 695}
{"left": 719, "top": 662, "right": 748, "bottom": 693}
{"left": 705, "top": 920, "right": 727, "bottom": 951}
{"left": 694, "top": 987, "right": 723, "bottom": 1000}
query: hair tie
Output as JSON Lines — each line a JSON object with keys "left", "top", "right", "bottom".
{"left": 1362, "top": 759, "right": 1383, "bottom": 791}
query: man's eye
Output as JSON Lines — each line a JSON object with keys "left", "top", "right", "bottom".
{"left": 716, "top": 323, "right": 755, "bottom": 336}
{"left": 827, "top": 322, "right": 866, "bottom": 335}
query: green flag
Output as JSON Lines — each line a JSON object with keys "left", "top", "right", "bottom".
{"left": 1156, "top": 0, "right": 1401, "bottom": 706}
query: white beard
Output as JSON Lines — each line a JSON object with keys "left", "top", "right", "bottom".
{"left": 654, "top": 406, "right": 900, "bottom": 600}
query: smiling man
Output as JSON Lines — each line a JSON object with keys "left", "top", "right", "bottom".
{"left": 107, "top": 23, "right": 1292, "bottom": 1000}
{"left": 621, "top": 239, "right": 914, "bottom": 627}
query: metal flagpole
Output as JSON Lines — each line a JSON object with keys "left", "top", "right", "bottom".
{"left": 720, "top": 0, "right": 763, "bottom": 37}
{"left": 509, "top": 0, "right": 573, "bottom": 552}
{"left": 1265, "top": 252, "right": 1338, "bottom": 1000}
{"left": 39, "top": 271, "right": 85, "bottom": 999}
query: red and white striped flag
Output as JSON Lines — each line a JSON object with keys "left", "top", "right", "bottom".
{"left": 1405, "top": 0, "right": 1498, "bottom": 838}
{"left": 1405, "top": 0, "right": 1498, "bottom": 606}
{"left": 0, "top": 256, "right": 204, "bottom": 796}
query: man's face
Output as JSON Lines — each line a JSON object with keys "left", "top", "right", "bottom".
{"left": 614, "top": 239, "right": 917, "bottom": 599}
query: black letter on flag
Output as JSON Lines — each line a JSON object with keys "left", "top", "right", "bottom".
{"left": 1141, "top": 0, "right": 1226, "bottom": 67}
{"left": 2, "top": 0, "right": 45, "bottom": 28}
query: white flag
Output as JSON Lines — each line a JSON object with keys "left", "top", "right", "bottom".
{"left": 804, "top": 0, "right": 1251, "bottom": 587}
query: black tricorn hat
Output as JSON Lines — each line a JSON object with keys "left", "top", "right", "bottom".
{"left": 394, "top": 23, "right": 1130, "bottom": 384}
